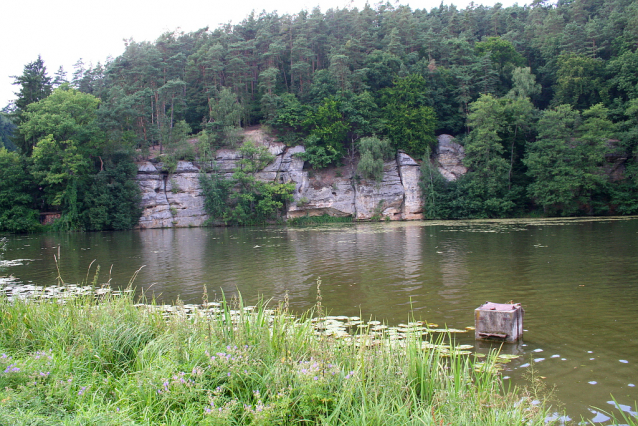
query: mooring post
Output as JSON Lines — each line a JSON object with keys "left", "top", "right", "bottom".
{"left": 475, "top": 302, "right": 524, "bottom": 343}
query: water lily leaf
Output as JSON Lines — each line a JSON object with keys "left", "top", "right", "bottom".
{"left": 497, "top": 354, "right": 520, "bottom": 360}
{"left": 456, "top": 345, "right": 474, "bottom": 350}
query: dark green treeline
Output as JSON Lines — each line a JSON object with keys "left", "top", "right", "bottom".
{"left": 2, "top": 0, "right": 638, "bottom": 232}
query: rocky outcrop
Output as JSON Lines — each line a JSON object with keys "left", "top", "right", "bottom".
{"left": 136, "top": 134, "right": 467, "bottom": 227}
{"left": 285, "top": 149, "right": 424, "bottom": 221}
{"left": 137, "top": 161, "right": 208, "bottom": 229}
{"left": 397, "top": 153, "right": 424, "bottom": 220}
{"left": 435, "top": 134, "right": 467, "bottom": 181}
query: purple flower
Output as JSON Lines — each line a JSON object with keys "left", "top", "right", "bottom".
{"left": 78, "top": 386, "right": 87, "bottom": 396}
{"left": 3, "top": 364, "right": 20, "bottom": 373}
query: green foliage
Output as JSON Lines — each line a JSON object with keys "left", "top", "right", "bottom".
{"left": 207, "top": 87, "right": 244, "bottom": 147}
{"left": 81, "top": 153, "right": 143, "bottom": 231}
{"left": 0, "top": 114, "right": 17, "bottom": 151}
{"left": 507, "top": 67, "right": 542, "bottom": 100}
{"left": 356, "top": 136, "right": 393, "bottom": 181}
{"left": 200, "top": 141, "right": 295, "bottom": 225}
{"left": 6, "top": 1, "right": 638, "bottom": 224}
{"left": 461, "top": 94, "right": 520, "bottom": 217}
{"left": 287, "top": 213, "right": 354, "bottom": 225}
{"left": 9, "top": 85, "right": 142, "bottom": 231}
{"left": 0, "top": 148, "right": 40, "bottom": 233}
{"left": 610, "top": 99, "right": 638, "bottom": 214}
{"left": 30, "top": 135, "right": 91, "bottom": 209}
{"left": 419, "top": 149, "right": 452, "bottom": 219}
{"left": 20, "top": 84, "right": 103, "bottom": 155}
{"left": 270, "top": 93, "right": 308, "bottom": 145}
{"left": 524, "top": 104, "right": 612, "bottom": 215}
{"left": 199, "top": 171, "right": 233, "bottom": 221}
{"left": 475, "top": 37, "right": 526, "bottom": 95}
{"left": 380, "top": 75, "right": 437, "bottom": 158}
{"left": 11, "top": 56, "right": 53, "bottom": 114}
{"left": 300, "top": 97, "right": 350, "bottom": 168}
{"left": 553, "top": 54, "right": 607, "bottom": 110}
{"left": 21, "top": 85, "right": 106, "bottom": 225}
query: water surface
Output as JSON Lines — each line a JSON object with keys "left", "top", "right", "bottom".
{"left": 3, "top": 217, "right": 638, "bottom": 423}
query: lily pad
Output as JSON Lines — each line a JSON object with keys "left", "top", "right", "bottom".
{"left": 497, "top": 354, "right": 521, "bottom": 360}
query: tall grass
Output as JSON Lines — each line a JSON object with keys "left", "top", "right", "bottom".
{"left": 0, "top": 290, "right": 556, "bottom": 425}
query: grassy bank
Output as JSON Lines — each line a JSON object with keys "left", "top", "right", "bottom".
{"left": 0, "top": 290, "right": 555, "bottom": 425}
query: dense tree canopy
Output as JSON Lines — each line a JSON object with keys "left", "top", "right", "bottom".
{"left": 3, "top": 0, "right": 638, "bottom": 230}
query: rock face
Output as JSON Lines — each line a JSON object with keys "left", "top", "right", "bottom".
{"left": 435, "top": 134, "right": 467, "bottom": 181}
{"left": 285, "top": 149, "right": 423, "bottom": 221}
{"left": 137, "top": 161, "right": 208, "bottom": 229}
{"left": 136, "top": 134, "right": 467, "bottom": 227}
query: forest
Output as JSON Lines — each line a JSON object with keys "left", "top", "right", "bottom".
{"left": 1, "top": 0, "right": 638, "bottom": 232}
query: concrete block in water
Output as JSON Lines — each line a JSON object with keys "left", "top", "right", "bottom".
{"left": 475, "top": 302, "right": 524, "bottom": 343}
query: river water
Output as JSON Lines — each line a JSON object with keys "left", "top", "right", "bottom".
{"left": 2, "top": 217, "right": 638, "bottom": 423}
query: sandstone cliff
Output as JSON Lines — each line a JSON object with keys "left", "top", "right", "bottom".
{"left": 136, "top": 134, "right": 466, "bottom": 228}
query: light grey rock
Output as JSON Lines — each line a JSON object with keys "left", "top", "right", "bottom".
{"left": 355, "top": 161, "right": 404, "bottom": 220}
{"left": 215, "top": 149, "right": 242, "bottom": 173}
{"left": 136, "top": 141, "right": 426, "bottom": 227}
{"left": 137, "top": 169, "right": 208, "bottom": 229}
{"left": 397, "top": 152, "right": 423, "bottom": 220}
{"left": 175, "top": 161, "right": 200, "bottom": 173}
{"left": 436, "top": 134, "right": 467, "bottom": 181}
{"left": 137, "top": 161, "right": 158, "bottom": 174}
{"left": 288, "top": 175, "right": 356, "bottom": 218}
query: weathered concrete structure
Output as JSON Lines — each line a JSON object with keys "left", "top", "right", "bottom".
{"left": 475, "top": 302, "right": 524, "bottom": 343}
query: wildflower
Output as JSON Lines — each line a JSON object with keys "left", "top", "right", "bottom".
{"left": 78, "top": 386, "right": 87, "bottom": 396}
{"left": 3, "top": 364, "right": 20, "bottom": 373}
{"left": 314, "top": 376, "right": 319, "bottom": 381}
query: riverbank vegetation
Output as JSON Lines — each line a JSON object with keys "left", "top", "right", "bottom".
{"left": 3, "top": 0, "right": 638, "bottom": 231}
{"left": 0, "top": 287, "right": 556, "bottom": 425}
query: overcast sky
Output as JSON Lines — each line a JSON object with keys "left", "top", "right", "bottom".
{"left": 2, "top": 0, "right": 523, "bottom": 108}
